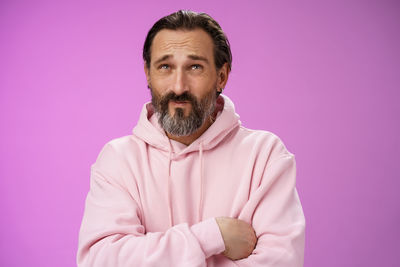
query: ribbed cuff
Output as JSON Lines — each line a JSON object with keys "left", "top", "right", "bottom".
{"left": 191, "top": 217, "right": 226, "bottom": 258}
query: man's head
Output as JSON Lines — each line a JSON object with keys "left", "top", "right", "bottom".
{"left": 143, "top": 10, "right": 232, "bottom": 72}
{"left": 143, "top": 10, "right": 231, "bottom": 137}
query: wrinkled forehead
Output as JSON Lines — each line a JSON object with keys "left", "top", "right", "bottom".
{"left": 150, "top": 29, "right": 215, "bottom": 62}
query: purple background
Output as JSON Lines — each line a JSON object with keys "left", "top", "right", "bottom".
{"left": 1, "top": 0, "right": 399, "bottom": 266}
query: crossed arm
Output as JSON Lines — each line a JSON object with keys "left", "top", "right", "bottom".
{"left": 77, "top": 151, "right": 304, "bottom": 266}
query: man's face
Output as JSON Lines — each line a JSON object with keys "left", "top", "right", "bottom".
{"left": 145, "top": 28, "right": 223, "bottom": 136}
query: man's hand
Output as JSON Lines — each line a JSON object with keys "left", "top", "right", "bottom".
{"left": 215, "top": 217, "right": 257, "bottom": 261}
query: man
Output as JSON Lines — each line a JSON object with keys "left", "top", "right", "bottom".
{"left": 77, "top": 10, "right": 305, "bottom": 266}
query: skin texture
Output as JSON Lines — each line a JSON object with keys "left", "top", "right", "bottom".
{"left": 144, "top": 29, "right": 257, "bottom": 260}
{"left": 144, "top": 28, "right": 229, "bottom": 145}
{"left": 215, "top": 217, "right": 258, "bottom": 260}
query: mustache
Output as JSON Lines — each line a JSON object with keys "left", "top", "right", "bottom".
{"left": 160, "top": 92, "right": 197, "bottom": 105}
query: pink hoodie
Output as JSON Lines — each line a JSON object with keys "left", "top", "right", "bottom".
{"left": 77, "top": 95, "right": 305, "bottom": 266}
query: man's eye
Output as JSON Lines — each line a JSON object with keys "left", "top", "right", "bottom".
{"left": 191, "top": 64, "right": 202, "bottom": 70}
{"left": 159, "top": 64, "right": 169, "bottom": 69}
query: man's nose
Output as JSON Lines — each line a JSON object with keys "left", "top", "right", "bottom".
{"left": 171, "top": 69, "right": 188, "bottom": 95}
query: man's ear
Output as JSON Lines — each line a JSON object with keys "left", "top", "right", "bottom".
{"left": 217, "top": 63, "right": 230, "bottom": 90}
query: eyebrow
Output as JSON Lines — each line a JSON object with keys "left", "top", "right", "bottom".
{"left": 188, "top": 55, "right": 210, "bottom": 64}
{"left": 153, "top": 54, "right": 210, "bottom": 65}
{"left": 154, "top": 55, "right": 172, "bottom": 65}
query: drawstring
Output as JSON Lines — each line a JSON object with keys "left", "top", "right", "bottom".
{"left": 166, "top": 140, "right": 205, "bottom": 226}
{"left": 198, "top": 143, "right": 204, "bottom": 222}
{"left": 167, "top": 140, "right": 173, "bottom": 227}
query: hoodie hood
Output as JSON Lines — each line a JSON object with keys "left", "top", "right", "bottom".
{"left": 78, "top": 94, "right": 305, "bottom": 266}
{"left": 132, "top": 94, "right": 241, "bottom": 156}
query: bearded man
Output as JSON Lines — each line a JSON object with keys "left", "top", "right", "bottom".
{"left": 77, "top": 10, "right": 305, "bottom": 267}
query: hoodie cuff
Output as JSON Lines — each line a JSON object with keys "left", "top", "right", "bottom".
{"left": 191, "top": 217, "right": 226, "bottom": 258}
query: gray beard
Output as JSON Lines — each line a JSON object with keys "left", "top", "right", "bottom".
{"left": 160, "top": 99, "right": 215, "bottom": 136}
{"left": 151, "top": 88, "right": 217, "bottom": 137}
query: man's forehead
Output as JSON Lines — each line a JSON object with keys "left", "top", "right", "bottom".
{"left": 151, "top": 29, "right": 214, "bottom": 60}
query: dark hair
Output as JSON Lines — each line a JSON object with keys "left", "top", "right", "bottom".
{"left": 143, "top": 10, "right": 232, "bottom": 71}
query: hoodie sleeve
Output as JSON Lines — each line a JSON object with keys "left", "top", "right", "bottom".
{"left": 234, "top": 154, "right": 305, "bottom": 266}
{"left": 77, "top": 143, "right": 225, "bottom": 267}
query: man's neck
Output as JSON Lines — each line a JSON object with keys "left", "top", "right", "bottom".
{"left": 166, "top": 115, "right": 215, "bottom": 146}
